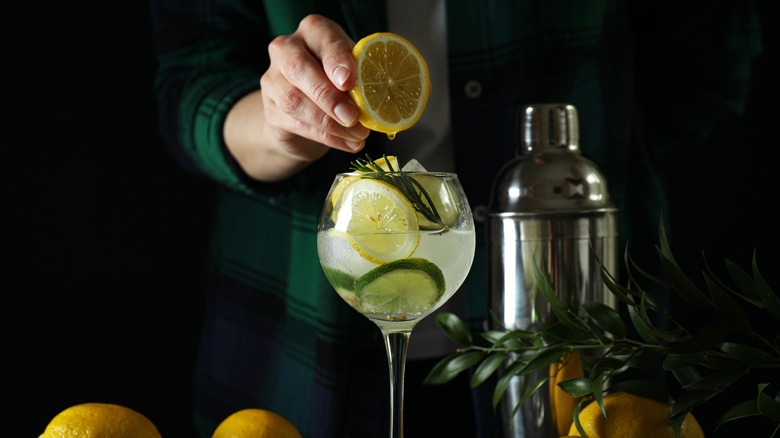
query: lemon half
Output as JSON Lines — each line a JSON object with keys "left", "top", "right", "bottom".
{"left": 349, "top": 33, "right": 431, "bottom": 137}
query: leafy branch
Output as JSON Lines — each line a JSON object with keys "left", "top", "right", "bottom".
{"left": 350, "top": 155, "right": 446, "bottom": 230}
{"left": 424, "top": 220, "right": 780, "bottom": 437}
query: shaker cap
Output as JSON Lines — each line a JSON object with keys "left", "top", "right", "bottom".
{"left": 489, "top": 103, "right": 615, "bottom": 214}
{"left": 520, "top": 103, "right": 579, "bottom": 154}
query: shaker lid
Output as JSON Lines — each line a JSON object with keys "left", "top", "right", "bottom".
{"left": 520, "top": 103, "right": 579, "bottom": 154}
{"left": 489, "top": 103, "right": 615, "bottom": 214}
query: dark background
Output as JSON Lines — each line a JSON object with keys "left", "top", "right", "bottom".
{"left": 3, "top": 2, "right": 777, "bottom": 437}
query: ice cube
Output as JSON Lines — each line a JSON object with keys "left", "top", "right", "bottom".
{"left": 317, "top": 230, "right": 378, "bottom": 276}
{"left": 402, "top": 159, "right": 427, "bottom": 172}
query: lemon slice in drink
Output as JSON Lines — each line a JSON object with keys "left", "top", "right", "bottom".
{"left": 349, "top": 33, "right": 430, "bottom": 138}
{"left": 334, "top": 178, "right": 419, "bottom": 264}
{"left": 355, "top": 258, "right": 445, "bottom": 315}
{"left": 330, "top": 156, "right": 400, "bottom": 210}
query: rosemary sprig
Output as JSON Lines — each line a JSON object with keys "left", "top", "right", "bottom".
{"left": 349, "top": 154, "right": 446, "bottom": 230}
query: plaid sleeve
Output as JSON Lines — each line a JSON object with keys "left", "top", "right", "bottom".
{"left": 150, "top": 0, "right": 283, "bottom": 196}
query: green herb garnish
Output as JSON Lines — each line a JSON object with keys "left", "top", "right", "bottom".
{"left": 350, "top": 154, "right": 447, "bottom": 230}
{"left": 424, "top": 219, "right": 780, "bottom": 437}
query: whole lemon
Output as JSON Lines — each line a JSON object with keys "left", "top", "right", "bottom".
{"left": 568, "top": 392, "right": 705, "bottom": 438}
{"left": 39, "top": 402, "right": 162, "bottom": 438}
{"left": 549, "top": 350, "right": 584, "bottom": 436}
{"left": 212, "top": 408, "right": 302, "bottom": 438}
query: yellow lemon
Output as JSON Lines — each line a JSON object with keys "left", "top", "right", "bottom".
{"left": 349, "top": 32, "right": 430, "bottom": 138}
{"left": 212, "top": 408, "right": 302, "bottom": 438}
{"left": 549, "top": 350, "right": 584, "bottom": 437}
{"left": 568, "top": 392, "right": 705, "bottom": 438}
{"left": 39, "top": 402, "right": 161, "bottom": 438}
{"left": 333, "top": 178, "right": 419, "bottom": 264}
{"left": 330, "top": 155, "right": 400, "bottom": 210}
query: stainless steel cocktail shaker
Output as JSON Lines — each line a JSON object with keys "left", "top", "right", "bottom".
{"left": 486, "top": 103, "right": 618, "bottom": 438}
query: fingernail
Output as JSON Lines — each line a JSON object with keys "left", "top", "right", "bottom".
{"left": 334, "top": 102, "right": 357, "bottom": 126}
{"left": 333, "top": 65, "right": 350, "bottom": 88}
{"left": 345, "top": 139, "right": 364, "bottom": 151}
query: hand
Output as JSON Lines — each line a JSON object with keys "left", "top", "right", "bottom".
{"left": 225, "top": 14, "right": 370, "bottom": 182}
{"left": 264, "top": 14, "right": 369, "bottom": 153}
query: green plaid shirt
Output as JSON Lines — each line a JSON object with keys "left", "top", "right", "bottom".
{"left": 150, "top": 1, "right": 761, "bottom": 436}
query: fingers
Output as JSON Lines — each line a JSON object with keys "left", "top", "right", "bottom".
{"left": 260, "top": 67, "right": 368, "bottom": 152}
{"left": 297, "top": 14, "right": 357, "bottom": 91}
{"left": 267, "top": 15, "right": 359, "bottom": 126}
{"left": 262, "top": 14, "right": 369, "bottom": 155}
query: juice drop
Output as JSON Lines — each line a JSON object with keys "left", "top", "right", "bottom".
{"left": 386, "top": 132, "right": 396, "bottom": 140}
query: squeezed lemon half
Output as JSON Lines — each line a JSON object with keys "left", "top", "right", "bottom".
{"left": 349, "top": 33, "right": 430, "bottom": 138}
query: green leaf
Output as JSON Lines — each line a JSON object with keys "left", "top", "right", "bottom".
{"left": 671, "top": 367, "right": 703, "bottom": 387}
{"left": 627, "top": 296, "right": 658, "bottom": 343}
{"left": 590, "top": 353, "right": 631, "bottom": 375}
{"left": 517, "top": 348, "right": 567, "bottom": 376}
{"left": 708, "top": 258, "right": 762, "bottom": 308}
{"left": 559, "top": 377, "right": 594, "bottom": 398}
{"left": 718, "top": 342, "right": 780, "bottom": 366}
{"left": 625, "top": 351, "right": 666, "bottom": 369}
{"left": 724, "top": 257, "right": 764, "bottom": 304}
{"left": 757, "top": 383, "right": 780, "bottom": 420}
{"left": 753, "top": 256, "right": 780, "bottom": 320}
{"left": 583, "top": 301, "right": 627, "bottom": 338}
{"left": 572, "top": 400, "right": 590, "bottom": 438}
{"left": 669, "top": 412, "right": 686, "bottom": 438}
{"left": 668, "top": 322, "right": 728, "bottom": 354}
{"left": 657, "top": 248, "right": 712, "bottom": 309}
{"left": 508, "top": 377, "right": 550, "bottom": 426}
{"left": 625, "top": 249, "right": 674, "bottom": 299}
{"left": 663, "top": 353, "right": 705, "bottom": 370}
{"left": 591, "top": 371, "right": 606, "bottom": 417}
{"left": 715, "top": 399, "right": 761, "bottom": 431}
{"left": 671, "top": 389, "right": 719, "bottom": 418}
{"left": 435, "top": 312, "right": 472, "bottom": 347}
{"left": 684, "top": 368, "right": 746, "bottom": 391}
{"left": 491, "top": 330, "right": 535, "bottom": 350}
{"left": 470, "top": 352, "right": 508, "bottom": 388}
{"left": 533, "top": 262, "right": 586, "bottom": 332}
{"left": 423, "top": 351, "right": 484, "bottom": 385}
{"left": 481, "top": 329, "right": 527, "bottom": 346}
{"left": 705, "top": 271, "right": 753, "bottom": 335}
{"left": 600, "top": 259, "right": 635, "bottom": 306}
{"left": 699, "top": 353, "right": 742, "bottom": 371}
{"left": 539, "top": 322, "right": 575, "bottom": 346}
{"left": 492, "top": 360, "right": 527, "bottom": 408}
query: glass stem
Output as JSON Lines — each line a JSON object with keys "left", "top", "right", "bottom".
{"left": 383, "top": 330, "right": 411, "bottom": 438}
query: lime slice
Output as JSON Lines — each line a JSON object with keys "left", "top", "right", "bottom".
{"left": 321, "top": 266, "right": 361, "bottom": 309}
{"left": 413, "top": 175, "right": 462, "bottom": 230}
{"left": 333, "top": 178, "right": 419, "bottom": 263}
{"left": 355, "top": 258, "right": 445, "bottom": 315}
{"left": 321, "top": 266, "right": 356, "bottom": 293}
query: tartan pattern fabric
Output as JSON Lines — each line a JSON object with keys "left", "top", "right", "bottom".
{"left": 150, "top": 1, "right": 761, "bottom": 436}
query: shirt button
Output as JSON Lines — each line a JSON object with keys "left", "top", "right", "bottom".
{"left": 464, "top": 80, "right": 482, "bottom": 99}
